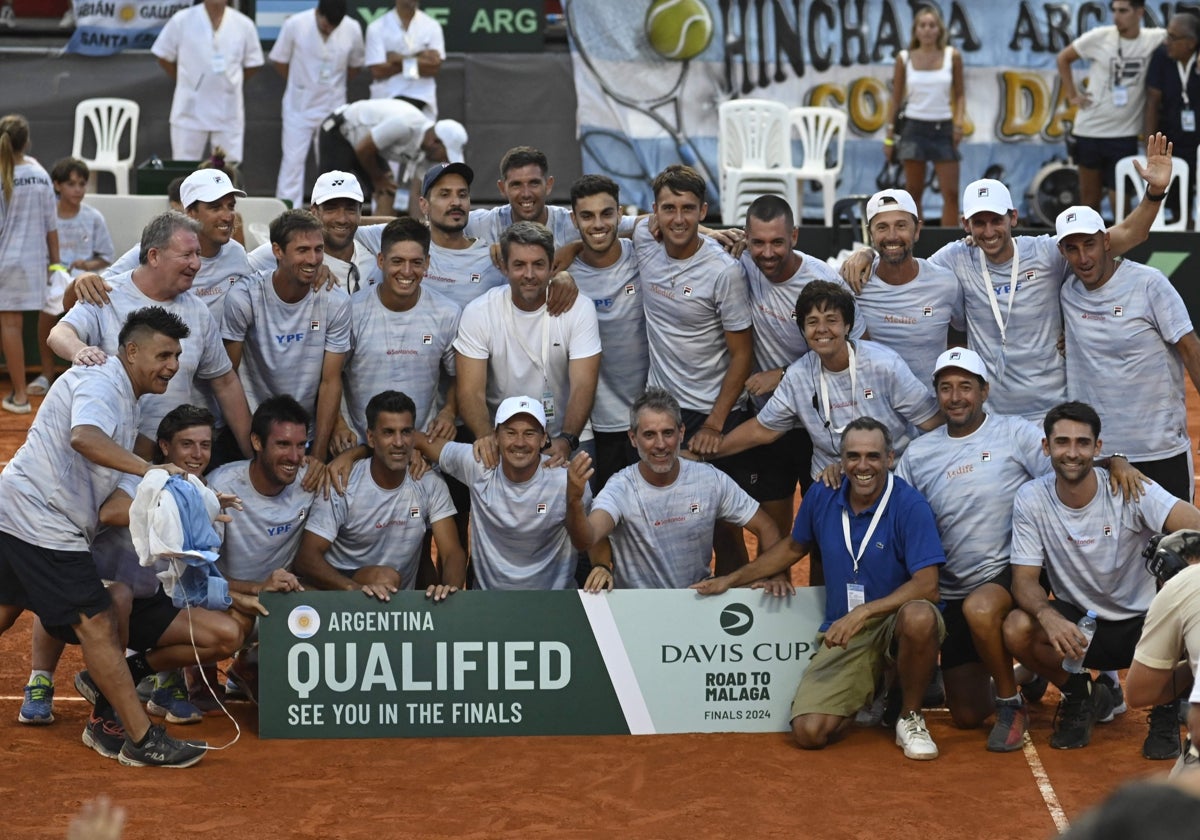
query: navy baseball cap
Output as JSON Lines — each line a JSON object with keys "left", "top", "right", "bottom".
{"left": 422, "top": 162, "right": 474, "bottom": 197}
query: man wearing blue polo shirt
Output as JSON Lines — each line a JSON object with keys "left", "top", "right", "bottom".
{"left": 695, "top": 416, "right": 946, "bottom": 760}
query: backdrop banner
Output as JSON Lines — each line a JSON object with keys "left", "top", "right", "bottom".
{"left": 565, "top": 0, "right": 1173, "bottom": 219}
{"left": 259, "top": 588, "right": 825, "bottom": 739}
{"left": 64, "top": 0, "right": 191, "bottom": 55}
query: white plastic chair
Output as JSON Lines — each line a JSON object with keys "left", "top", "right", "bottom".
{"left": 72, "top": 98, "right": 140, "bottom": 195}
{"left": 238, "top": 197, "right": 290, "bottom": 250}
{"left": 717, "top": 99, "right": 796, "bottom": 225}
{"left": 1113, "top": 154, "right": 1189, "bottom": 231}
{"left": 789, "top": 106, "right": 848, "bottom": 226}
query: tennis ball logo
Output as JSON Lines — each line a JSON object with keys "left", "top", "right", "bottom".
{"left": 720, "top": 603, "right": 754, "bottom": 636}
{"left": 645, "top": 0, "right": 714, "bottom": 61}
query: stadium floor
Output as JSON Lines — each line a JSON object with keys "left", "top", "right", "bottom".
{"left": 0, "top": 374, "right": 1194, "bottom": 839}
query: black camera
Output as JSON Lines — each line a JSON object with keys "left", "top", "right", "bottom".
{"left": 1143, "top": 531, "right": 1200, "bottom": 585}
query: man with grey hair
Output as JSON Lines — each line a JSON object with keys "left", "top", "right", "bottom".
{"left": 566, "top": 387, "right": 781, "bottom": 592}
{"left": 454, "top": 220, "right": 601, "bottom": 467}
{"left": 49, "top": 211, "right": 253, "bottom": 460}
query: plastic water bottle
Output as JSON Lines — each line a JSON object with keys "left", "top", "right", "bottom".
{"left": 1062, "top": 610, "right": 1098, "bottom": 674}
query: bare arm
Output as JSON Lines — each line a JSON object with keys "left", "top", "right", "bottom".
{"left": 47, "top": 229, "right": 60, "bottom": 267}
{"left": 293, "top": 531, "right": 357, "bottom": 591}
{"left": 693, "top": 534, "right": 809, "bottom": 594}
{"left": 1012, "top": 562, "right": 1089, "bottom": 661}
{"left": 565, "top": 451, "right": 616, "bottom": 550}
{"left": 1163, "top": 499, "right": 1200, "bottom": 533}
{"left": 209, "top": 369, "right": 253, "bottom": 458}
{"left": 1108, "top": 132, "right": 1174, "bottom": 254}
{"left": 311, "top": 351, "right": 347, "bottom": 462}
{"left": 546, "top": 353, "right": 599, "bottom": 463}
{"left": 1175, "top": 332, "right": 1200, "bottom": 399}
{"left": 430, "top": 516, "right": 467, "bottom": 589}
{"left": 1145, "top": 86, "right": 1163, "bottom": 140}
{"left": 1126, "top": 659, "right": 1192, "bottom": 708}
{"left": 454, "top": 353, "right": 493, "bottom": 439}
{"left": 272, "top": 61, "right": 289, "bottom": 81}
{"left": 48, "top": 321, "right": 92, "bottom": 365}
{"left": 823, "top": 565, "right": 939, "bottom": 649}
{"left": 157, "top": 58, "right": 177, "bottom": 81}
{"left": 885, "top": 55, "right": 905, "bottom": 160}
{"left": 742, "top": 507, "right": 782, "bottom": 553}
{"left": 714, "top": 416, "right": 784, "bottom": 459}
{"left": 1056, "top": 45, "right": 1085, "bottom": 105}
{"left": 98, "top": 489, "right": 134, "bottom": 528}
{"left": 688, "top": 328, "right": 753, "bottom": 457}
{"left": 72, "top": 424, "right": 153, "bottom": 477}
{"left": 353, "top": 134, "right": 396, "bottom": 197}
{"left": 950, "top": 49, "right": 965, "bottom": 145}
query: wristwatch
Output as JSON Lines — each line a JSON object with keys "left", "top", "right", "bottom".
{"left": 558, "top": 432, "right": 580, "bottom": 451}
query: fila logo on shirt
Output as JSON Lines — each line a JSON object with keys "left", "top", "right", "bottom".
{"left": 1103, "top": 525, "right": 1113, "bottom": 537}
{"left": 422, "top": 334, "right": 433, "bottom": 345}
{"left": 863, "top": 388, "right": 875, "bottom": 399}
{"left": 1112, "top": 305, "right": 1124, "bottom": 317}
{"left": 410, "top": 506, "right": 421, "bottom": 518}
{"left": 683, "top": 286, "right": 694, "bottom": 297}
{"left": 536, "top": 503, "right": 548, "bottom": 515}
{"left": 624, "top": 284, "right": 636, "bottom": 296}
{"left": 922, "top": 306, "right": 933, "bottom": 317}
{"left": 310, "top": 320, "right": 321, "bottom": 331}
{"left": 981, "top": 451, "right": 991, "bottom": 462}
{"left": 471, "top": 273, "right": 481, "bottom": 283}
{"left": 689, "top": 502, "right": 701, "bottom": 514}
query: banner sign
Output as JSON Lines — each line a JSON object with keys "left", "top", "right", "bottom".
{"left": 64, "top": 0, "right": 191, "bottom": 55}
{"left": 259, "top": 588, "right": 825, "bottom": 739}
{"left": 254, "top": 0, "right": 543, "bottom": 52}
{"left": 565, "top": 0, "right": 1179, "bottom": 218}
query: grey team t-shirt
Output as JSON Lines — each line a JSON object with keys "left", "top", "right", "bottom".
{"left": 106, "top": 239, "right": 251, "bottom": 319}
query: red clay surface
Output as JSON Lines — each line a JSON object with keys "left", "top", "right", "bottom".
{"left": 0, "top": 377, "right": 1194, "bottom": 839}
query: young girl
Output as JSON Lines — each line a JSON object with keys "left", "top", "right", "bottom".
{"left": 29, "top": 157, "right": 115, "bottom": 395}
{"left": 883, "top": 6, "right": 967, "bottom": 226}
{"left": 0, "top": 114, "right": 59, "bottom": 413}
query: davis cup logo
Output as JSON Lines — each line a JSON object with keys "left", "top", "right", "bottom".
{"left": 287, "top": 605, "right": 321, "bottom": 639}
{"left": 720, "top": 603, "right": 753, "bottom": 636}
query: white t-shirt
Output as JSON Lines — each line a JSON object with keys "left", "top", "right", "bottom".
{"left": 1011, "top": 469, "right": 1177, "bottom": 619}
{"left": 633, "top": 222, "right": 753, "bottom": 412}
{"left": 930, "top": 236, "right": 1070, "bottom": 422}
{"left": 437, "top": 442, "right": 587, "bottom": 590}
{"left": 1070, "top": 25, "right": 1166, "bottom": 138}
{"left": 0, "top": 160, "right": 56, "bottom": 310}
{"left": 757, "top": 339, "right": 939, "bottom": 477}
{"left": 337, "top": 100, "right": 432, "bottom": 165}
{"left": 106, "top": 240, "right": 251, "bottom": 320}
{"left": 62, "top": 272, "right": 232, "bottom": 440}
{"left": 151, "top": 4, "right": 264, "bottom": 134}
{"left": 453, "top": 286, "right": 602, "bottom": 439}
{"left": 856, "top": 258, "right": 964, "bottom": 383}
{"left": 343, "top": 284, "right": 460, "bottom": 440}
{"left": 58, "top": 204, "right": 115, "bottom": 278}
{"left": 569, "top": 241, "right": 648, "bottom": 432}
{"left": 896, "top": 413, "right": 1049, "bottom": 599}
{"left": 1061, "top": 259, "right": 1193, "bottom": 461}
{"left": 363, "top": 7, "right": 445, "bottom": 110}
{"left": 595, "top": 459, "right": 759, "bottom": 589}
{"left": 269, "top": 10, "right": 365, "bottom": 120}
{"left": 303, "top": 458, "right": 455, "bottom": 586}
{"left": 208, "top": 460, "right": 317, "bottom": 582}
{"left": 0, "top": 359, "right": 138, "bottom": 551}
{"left": 221, "top": 270, "right": 352, "bottom": 416}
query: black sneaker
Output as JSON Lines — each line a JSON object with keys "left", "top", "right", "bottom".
{"left": 118, "top": 724, "right": 206, "bottom": 768}
{"left": 1051, "top": 678, "right": 1110, "bottom": 749}
{"left": 82, "top": 712, "right": 125, "bottom": 759}
{"left": 74, "top": 670, "right": 100, "bottom": 706}
{"left": 1144, "top": 701, "right": 1183, "bottom": 760}
{"left": 1022, "top": 674, "right": 1049, "bottom": 704}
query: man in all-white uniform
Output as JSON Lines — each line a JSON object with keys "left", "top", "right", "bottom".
{"left": 342, "top": 216, "right": 459, "bottom": 445}
{"left": 896, "top": 348, "right": 1050, "bottom": 752}
{"left": 49, "top": 211, "right": 253, "bottom": 460}
{"left": 1055, "top": 205, "right": 1200, "bottom": 502}
{"left": 151, "top": 0, "right": 264, "bottom": 162}
{"left": 295, "top": 390, "right": 465, "bottom": 597}
{"left": 1056, "top": 0, "right": 1165, "bottom": 211}
{"left": 318, "top": 98, "right": 466, "bottom": 210}
{"left": 222, "top": 210, "right": 352, "bottom": 462}
{"left": 415, "top": 396, "right": 589, "bottom": 590}
{"left": 566, "top": 388, "right": 780, "bottom": 592}
{"left": 739, "top": 195, "right": 863, "bottom": 537}
{"left": 633, "top": 164, "right": 756, "bottom": 573}
{"left": 842, "top": 137, "right": 1174, "bottom": 423}
{"left": 566, "top": 174, "right": 647, "bottom": 491}
{"left": 364, "top": 0, "right": 445, "bottom": 114}
{"left": 717, "top": 281, "right": 940, "bottom": 481}
{"left": 0, "top": 306, "right": 207, "bottom": 767}
{"left": 1005, "top": 401, "right": 1200, "bottom": 755}
{"left": 455, "top": 221, "right": 601, "bottom": 466}
{"left": 270, "top": 0, "right": 365, "bottom": 209}
{"left": 854, "top": 189, "right": 964, "bottom": 383}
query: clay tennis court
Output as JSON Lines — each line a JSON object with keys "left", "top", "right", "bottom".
{"left": 1, "top": 380, "right": 1196, "bottom": 840}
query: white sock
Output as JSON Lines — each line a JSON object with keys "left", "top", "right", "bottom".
{"left": 28, "top": 669, "right": 53, "bottom": 684}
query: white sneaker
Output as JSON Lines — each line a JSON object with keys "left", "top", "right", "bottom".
{"left": 896, "top": 711, "right": 938, "bottom": 760}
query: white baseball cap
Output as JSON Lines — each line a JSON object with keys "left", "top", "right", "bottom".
{"left": 933, "top": 347, "right": 988, "bottom": 382}
{"left": 311, "top": 170, "right": 364, "bottom": 206}
{"left": 495, "top": 395, "right": 547, "bottom": 430}
{"left": 866, "top": 188, "right": 919, "bottom": 221}
{"left": 1054, "top": 205, "right": 1107, "bottom": 242}
{"left": 962, "top": 179, "right": 1014, "bottom": 219}
{"left": 180, "top": 169, "right": 246, "bottom": 209}
{"left": 433, "top": 119, "right": 468, "bottom": 164}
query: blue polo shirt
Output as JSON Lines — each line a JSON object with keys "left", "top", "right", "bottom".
{"left": 793, "top": 475, "right": 945, "bottom": 631}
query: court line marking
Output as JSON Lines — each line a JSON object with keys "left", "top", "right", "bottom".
{"left": 1023, "top": 734, "right": 1069, "bottom": 832}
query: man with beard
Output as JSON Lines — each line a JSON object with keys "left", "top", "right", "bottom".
{"left": 852, "top": 189, "right": 963, "bottom": 382}
{"left": 295, "top": 390, "right": 465, "bottom": 599}
{"left": 565, "top": 387, "right": 780, "bottom": 592}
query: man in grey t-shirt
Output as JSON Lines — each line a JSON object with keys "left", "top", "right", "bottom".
{"left": 566, "top": 387, "right": 780, "bottom": 592}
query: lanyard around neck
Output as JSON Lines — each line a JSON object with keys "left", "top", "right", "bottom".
{"left": 818, "top": 341, "right": 857, "bottom": 434}
{"left": 842, "top": 473, "right": 894, "bottom": 578}
{"left": 978, "top": 241, "right": 1020, "bottom": 347}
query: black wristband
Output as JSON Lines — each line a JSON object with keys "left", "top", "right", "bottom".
{"left": 1145, "top": 189, "right": 1167, "bottom": 202}
{"left": 558, "top": 432, "right": 580, "bottom": 451}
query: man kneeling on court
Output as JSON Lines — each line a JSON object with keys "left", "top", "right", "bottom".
{"left": 294, "top": 390, "right": 466, "bottom": 600}
{"left": 694, "top": 417, "right": 946, "bottom": 760}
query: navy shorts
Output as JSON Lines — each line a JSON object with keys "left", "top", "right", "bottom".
{"left": 0, "top": 530, "right": 112, "bottom": 634}
{"left": 742, "top": 426, "right": 814, "bottom": 503}
{"left": 680, "top": 407, "right": 759, "bottom": 491}
{"left": 1071, "top": 135, "right": 1137, "bottom": 189}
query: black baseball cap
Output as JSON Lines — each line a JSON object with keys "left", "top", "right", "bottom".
{"left": 422, "top": 162, "right": 474, "bottom": 197}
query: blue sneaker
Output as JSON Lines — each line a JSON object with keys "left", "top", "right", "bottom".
{"left": 146, "top": 671, "right": 203, "bottom": 724}
{"left": 18, "top": 675, "right": 55, "bottom": 725}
